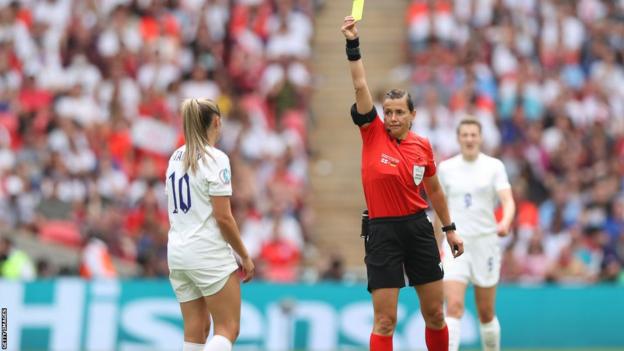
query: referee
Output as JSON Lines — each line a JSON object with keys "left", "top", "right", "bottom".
{"left": 341, "top": 16, "right": 464, "bottom": 351}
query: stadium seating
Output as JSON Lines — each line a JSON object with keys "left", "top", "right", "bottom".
{"left": 0, "top": 0, "right": 316, "bottom": 281}
{"left": 406, "top": 0, "right": 624, "bottom": 284}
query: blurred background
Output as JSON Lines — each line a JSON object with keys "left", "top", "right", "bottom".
{"left": 0, "top": 0, "right": 624, "bottom": 350}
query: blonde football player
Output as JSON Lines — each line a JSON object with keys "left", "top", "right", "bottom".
{"left": 166, "top": 98, "right": 255, "bottom": 351}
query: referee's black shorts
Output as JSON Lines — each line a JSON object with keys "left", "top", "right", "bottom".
{"left": 364, "top": 211, "right": 443, "bottom": 292}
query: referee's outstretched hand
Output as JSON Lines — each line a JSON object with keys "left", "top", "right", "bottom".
{"left": 341, "top": 16, "right": 358, "bottom": 40}
{"left": 446, "top": 231, "right": 464, "bottom": 258}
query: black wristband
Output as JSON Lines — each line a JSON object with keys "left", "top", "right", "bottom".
{"left": 346, "top": 38, "right": 361, "bottom": 61}
{"left": 442, "top": 222, "right": 456, "bottom": 233}
{"left": 346, "top": 47, "right": 361, "bottom": 61}
{"left": 346, "top": 37, "right": 360, "bottom": 48}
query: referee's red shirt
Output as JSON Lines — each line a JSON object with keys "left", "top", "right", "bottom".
{"left": 359, "top": 114, "right": 436, "bottom": 219}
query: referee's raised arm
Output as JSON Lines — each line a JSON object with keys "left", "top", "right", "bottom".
{"left": 341, "top": 16, "right": 374, "bottom": 117}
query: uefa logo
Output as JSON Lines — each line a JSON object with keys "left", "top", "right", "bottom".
{"left": 219, "top": 168, "right": 231, "bottom": 184}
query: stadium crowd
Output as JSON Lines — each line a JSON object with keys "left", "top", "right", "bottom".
{"left": 406, "top": 0, "right": 624, "bottom": 284}
{"left": 0, "top": 0, "right": 317, "bottom": 281}
{"left": 2, "top": 0, "right": 624, "bottom": 286}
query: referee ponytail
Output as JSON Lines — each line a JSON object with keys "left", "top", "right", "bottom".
{"left": 181, "top": 98, "right": 220, "bottom": 173}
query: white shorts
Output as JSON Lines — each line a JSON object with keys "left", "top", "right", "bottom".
{"left": 169, "top": 266, "right": 238, "bottom": 303}
{"left": 442, "top": 234, "right": 501, "bottom": 287}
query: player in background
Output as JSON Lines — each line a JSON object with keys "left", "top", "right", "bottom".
{"left": 436, "top": 119, "right": 516, "bottom": 351}
{"left": 341, "top": 16, "right": 464, "bottom": 351}
{"left": 166, "top": 98, "right": 255, "bottom": 351}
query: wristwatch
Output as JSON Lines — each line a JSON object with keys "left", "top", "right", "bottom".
{"left": 441, "top": 222, "right": 456, "bottom": 233}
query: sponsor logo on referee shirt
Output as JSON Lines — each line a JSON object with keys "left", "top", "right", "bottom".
{"left": 380, "top": 153, "right": 400, "bottom": 167}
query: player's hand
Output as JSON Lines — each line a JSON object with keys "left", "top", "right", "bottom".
{"left": 240, "top": 256, "right": 255, "bottom": 283}
{"left": 446, "top": 231, "right": 464, "bottom": 258}
{"left": 496, "top": 222, "right": 511, "bottom": 237}
{"left": 341, "top": 16, "right": 358, "bottom": 40}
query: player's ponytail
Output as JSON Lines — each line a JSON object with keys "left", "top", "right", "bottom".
{"left": 181, "top": 98, "right": 220, "bottom": 173}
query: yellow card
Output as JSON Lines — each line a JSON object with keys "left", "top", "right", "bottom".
{"left": 352, "top": 0, "right": 364, "bottom": 21}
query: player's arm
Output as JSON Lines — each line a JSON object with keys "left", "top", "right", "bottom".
{"left": 432, "top": 166, "right": 447, "bottom": 250}
{"left": 424, "top": 174, "right": 464, "bottom": 257}
{"left": 341, "top": 16, "right": 374, "bottom": 127}
{"left": 211, "top": 195, "right": 255, "bottom": 282}
{"left": 496, "top": 188, "right": 515, "bottom": 236}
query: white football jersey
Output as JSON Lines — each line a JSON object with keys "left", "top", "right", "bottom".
{"left": 165, "top": 144, "right": 237, "bottom": 270}
{"left": 438, "top": 153, "right": 510, "bottom": 237}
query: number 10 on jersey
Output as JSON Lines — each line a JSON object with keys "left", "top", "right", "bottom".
{"left": 168, "top": 172, "right": 192, "bottom": 213}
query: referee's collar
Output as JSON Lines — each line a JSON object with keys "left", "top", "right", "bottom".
{"left": 392, "top": 131, "right": 413, "bottom": 145}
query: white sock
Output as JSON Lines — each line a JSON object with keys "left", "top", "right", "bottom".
{"left": 204, "top": 335, "right": 232, "bottom": 351}
{"left": 446, "top": 317, "right": 461, "bottom": 351}
{"left": 480, "top": 316, "right": 501, "bottom": 351}
{"left": 183, "top": 342, "right": 205, "bottom": 351}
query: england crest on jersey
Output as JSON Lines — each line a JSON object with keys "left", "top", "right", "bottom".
{"left": 413, "top": 165, "right": 425, "bottom": 185}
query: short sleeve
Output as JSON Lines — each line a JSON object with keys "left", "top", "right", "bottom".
{"left": 424, "top": 138, "right": 437, "bottom": 177}
{"left": 494, "top": 160, "right": 511, "bottom": 191}
{"left": 351, "top": 103, "right": 378, "bottom": 125}
{"left": 437, "top": 162, "right": 448, "bottom": 193}
{"left": 201, "top": 151, "right": 233, "bottom": 196}
{"left": 356, "top": 106, "right": 383, "bottom": 144}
